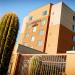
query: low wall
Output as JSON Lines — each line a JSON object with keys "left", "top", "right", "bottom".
{"left": 66, "top": 51, "right": 75, "bottom": 75}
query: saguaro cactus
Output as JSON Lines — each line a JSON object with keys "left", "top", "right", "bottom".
{"left": 0, "top": 12, "right": 19, "bottom": 75}
{"left": 28, "top": 55, "right": 42, "bottom": 75}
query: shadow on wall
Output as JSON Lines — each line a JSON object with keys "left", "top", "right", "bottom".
{"left": 17, "top": 44, "right": 46, "bottom": 54}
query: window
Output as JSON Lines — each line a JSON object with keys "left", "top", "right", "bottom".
{"left": 33, "top": 26, "right": 37, "bottom": 32}
{"left": 72, "top": 36, "right": 75, "bottom": 41}
{"left": 39, "top": 29, "right": 44, "bottom": 35}
{"left": 38, "top": 40, "right": 43, "bottom": 46}
{"left": 71, "top": 46, "right": 75, "bottom": 50}
{"left": 73, "top": 16, "right": 75, "bottom": 21}
{"left": 41, "top": 19, "right": 46, "bottom": 25}
{"left": 29, "top": 16, "right": 32, "bottom": 20}
{"left": 31, "top": 36, "right": 35, "bottom": 42}
{"left": 43, "top": 10, "right": 48, "bottom": 15}
{"left": 72, "top": 25, "right": 75, "bottom": 31}
{"left": 25, "top": 32, "right": 29, "bottom": 38}
{"left": 23, "top": 42, "right": 28, "bottom": 46}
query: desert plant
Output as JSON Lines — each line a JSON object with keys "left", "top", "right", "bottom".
{"left": 28, "top": 55, "right": 42, "bottom": 75}
{"left": 0, "top": 12, "right": 19, "bottom": 75}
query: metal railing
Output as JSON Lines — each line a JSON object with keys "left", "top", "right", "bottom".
{"left": 17, "top": 54, "right": 66, "bottom": 75}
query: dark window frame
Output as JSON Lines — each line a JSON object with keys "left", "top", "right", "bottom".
{"left": 72, "top": 25, "right": 75, "bottom": 31}
{"left": 73, "top": 16, "right": 75, "bottom": 21}
{"left": 72, "top": 35, "right": 75, "bottom": 41}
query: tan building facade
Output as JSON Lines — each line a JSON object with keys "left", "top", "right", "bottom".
{"left": 19, "top": 4, "right": 52, "bottom": 53}
{"left": 8, "top": 2, "right": 75, "bottom": 75}
{"left": 46, "top": 2, "right": 75, "bottom": 54}
{"left": 18, "top": 2, "right": 75, "bottom": 54}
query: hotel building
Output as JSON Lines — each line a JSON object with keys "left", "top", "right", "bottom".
{"left": 7, "top": 2, "right": 75, "bottom": 75}
{"left": 18, "top": 2, "right": 75, "bottom": 54}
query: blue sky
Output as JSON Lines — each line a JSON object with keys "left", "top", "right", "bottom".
{"left": 0, "top": 0, "right": 75, "bottom": 42}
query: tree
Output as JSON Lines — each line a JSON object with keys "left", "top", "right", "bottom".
{"left": 0, "top": 12, "right": 19, "bottom": 75}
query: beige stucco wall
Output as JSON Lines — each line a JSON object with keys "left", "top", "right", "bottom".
{"left": 61, "top": 3, "right": 75, "bottom": 31}
{"left": 46, "top": 25, "right": 60, "bottom": 54}
{"left": 66, "top": 51, "right": 75, "bottom": 75}
{"left": 45, "top": 2, "right": 62, "bottom": 54}
{"left": 29, "top": 4, "right": 51, "bottom": 21}
{"left": 50, "top": 2, "right": 75, "bottom": 31}
{"left": 46, "top": 2, "right": 75, "bottom": 54}
{"left": 50, "top": 2, "right": 62, "bottom": 25}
